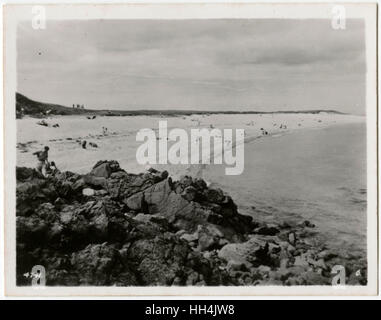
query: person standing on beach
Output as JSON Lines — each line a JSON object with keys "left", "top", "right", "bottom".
{"left": 33, "top": 146, "right": 49, "bottom": 174}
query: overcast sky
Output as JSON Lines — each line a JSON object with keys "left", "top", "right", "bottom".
{"left": 17, "top": 19, "right": 365, "bottom": 114}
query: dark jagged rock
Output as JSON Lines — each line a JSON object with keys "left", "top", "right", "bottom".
{"left": 255, "top": 225, "right": 280, "bottom": 236}
{"left": 91, "top": 160, "right": 123, "bottom": 178}
{"left": 16, "top": 176, "right": 58, "bottom": 217}
{"left": 16, "top": 167, "right": 44, "bottom": 181}
{"left": 15, "top": 160, "right": 367, "bottom": 286}
{"left": 70, "top": 243, "right": 138, "bottom": 286}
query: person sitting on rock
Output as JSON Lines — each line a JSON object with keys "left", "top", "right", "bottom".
{"left": 45, "top": 161, "right": 59, "bottom": 175}
{"left": 33, "top": 146, "right": 49, "bottom": 174}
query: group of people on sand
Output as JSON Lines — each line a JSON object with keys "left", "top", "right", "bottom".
{"left": 259, "top": 123, "right": 289, "bottom": 136}
{"left": 33, "top": 146, "right": 59, "bottom": 176}
{"left": 36, "top": 120, "right": 60, "bottom": 128}
{"left": 33, "top": 124, "right": 111, "bottom": 172}
{"left": 79, "top": 140, "right": 98, "bottom": 149}
{"left": 79, "top": 125, "right": 108, "bottom": 150}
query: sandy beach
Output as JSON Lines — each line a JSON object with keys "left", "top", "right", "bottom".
{"left": 17, "top": 113, "right": 364, "bottom": 175}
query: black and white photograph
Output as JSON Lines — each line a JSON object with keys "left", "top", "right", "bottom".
{"left": 2, "top": 3, "right": 378, "bottom": 296}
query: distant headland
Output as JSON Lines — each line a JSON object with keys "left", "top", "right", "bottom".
{"left": 15, "top": 92, "right": 345, "bottom": 119}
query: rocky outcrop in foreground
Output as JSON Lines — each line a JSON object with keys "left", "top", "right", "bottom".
{"left": 16, "top": 161, "right": 366, "bottom": 286}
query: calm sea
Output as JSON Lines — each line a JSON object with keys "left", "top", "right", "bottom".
{"left": 204, "top": 123, "right": 367, "bottom": 257}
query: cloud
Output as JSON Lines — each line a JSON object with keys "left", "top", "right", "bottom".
{"left": 17, "top": 19, "right": 366, "bottom": 114}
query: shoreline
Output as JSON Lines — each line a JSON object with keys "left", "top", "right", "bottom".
{"left": 201, "top": 122, "right": 367, "bottom": 260}
{"left": 15, "top": 115, "right": 367, "bottom": 264}
{"left": 16, "top": 161, "right": 367, "bottom": 286}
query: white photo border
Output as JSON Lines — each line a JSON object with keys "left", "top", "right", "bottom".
{"left": 3, "top": 2, "right": 378, "bottom": 296}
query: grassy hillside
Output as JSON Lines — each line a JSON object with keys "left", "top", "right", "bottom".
{"left": 16, "top": 93, "right": 94, "bottom": 118}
